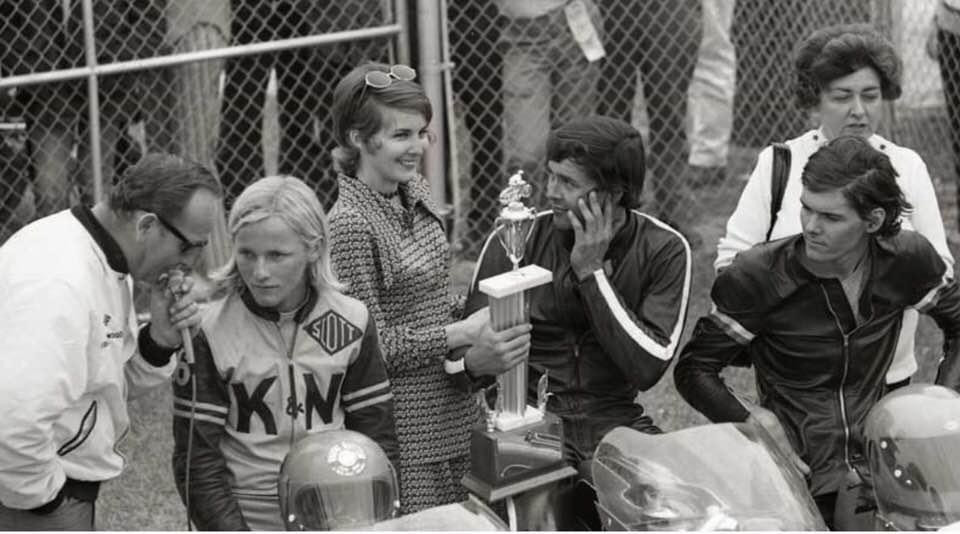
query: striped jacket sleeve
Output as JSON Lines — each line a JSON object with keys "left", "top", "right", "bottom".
{"left": 576, "top": 227, "right": 692, "bottom": 391}
{"left": 673, "top": 265, "right": 759, "bottom": 424}
{"left": 171, "top": 330, "right": 249, "bottom": 531}
{"left": 342, "top": 315, "right": 398, "bottom": 466}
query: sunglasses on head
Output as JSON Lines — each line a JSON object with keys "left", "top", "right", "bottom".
{"left": 156, "top": 214, "right": 207, "bottom": 253}
{"left": 364, "top": 64, "right": 417, "bottom": 89}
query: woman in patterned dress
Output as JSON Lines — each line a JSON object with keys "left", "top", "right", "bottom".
{"left": 326, "top": 63, "right": 532, "bottom": 514}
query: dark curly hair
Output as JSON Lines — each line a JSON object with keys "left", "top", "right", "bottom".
{"left": 546, "top": 116, "right": 645, "bottom": 209}
{"left": 793, "top": 23, "right": 902, "bottom": 110}
{"left": 802, "top": 135, "right": 912, "bottom": 238}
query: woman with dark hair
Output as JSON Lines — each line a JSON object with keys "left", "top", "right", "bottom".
{"left": 716, "top": 23, "right": 952, "bottom": 389}
{"left": 327, "top": 63, "right": 532, "bottom": 514}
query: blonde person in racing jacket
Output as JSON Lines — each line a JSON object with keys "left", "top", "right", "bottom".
{"left": 172, "top": 176, "right": 397, "bottom": 530}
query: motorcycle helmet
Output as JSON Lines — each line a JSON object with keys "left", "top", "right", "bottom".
{"left": 864, "top": 384, "right": 960, "bottom": 530}
{"left": 279, "top": 430, "right": 399, "bottom": 530}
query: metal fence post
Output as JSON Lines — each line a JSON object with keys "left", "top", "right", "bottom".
{"left": 80, "top": 0, "right": 104, "bottom": 203}
{"left": 416, "top": 0, "right": 447, "bottom": 207}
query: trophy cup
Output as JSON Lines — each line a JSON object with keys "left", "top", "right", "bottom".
{"left": 462, "top": 172, "right": 576, "bottom": 503}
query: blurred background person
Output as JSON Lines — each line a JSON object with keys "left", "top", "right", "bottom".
{"left": 496, "top": 0, "right": 602, "bottom": 209}
{"left": 597, "top": 0, "right": 701, "bottom": 239}
{"left": 448, "top": 0, "right": 505, "bottom": 256}
{"left": 934, "top": 0, "right": 960, "bottom": 234}
{"left": 0, "top": 0, "right": 166, "bottom": 219}
{"left": 687, "top": 0, "right": 735, "bottom": 188}
{"left": 216, "top": 0, "right": 387, "bottom": 211}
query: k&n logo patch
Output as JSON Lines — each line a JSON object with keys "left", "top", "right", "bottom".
{"left": 304, "top": 311, "right": 363, "bottom": 354}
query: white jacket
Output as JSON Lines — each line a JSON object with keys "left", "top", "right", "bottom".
{"left": 716, "top": 129, "right": 954, "bottom": 383}
{"left": 0, "top": 209, "right": 175, "bottom": 510}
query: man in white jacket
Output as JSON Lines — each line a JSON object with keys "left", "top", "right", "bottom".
{"left": 0, "top": 153, "right": 221, "bottom": 530}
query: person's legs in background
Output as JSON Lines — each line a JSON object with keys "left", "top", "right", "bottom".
{"left": 939, "top": 27, "right": 960, "bottom": 233}
{"left": 636, "top": 0, "right": 701, "bottom": 231}
{"left": 501, "top": 18, "right": 553, "bottom": 207}
{"left": 216, "top": 52, "right": 270, "bottom": 208}
{"left": 598, "top": 0, "right": 701, "bottom": 239}
{"left": 276, "top": 46, "right": 323, "bottom": 202}
{"left": 551, "top": 2, "right": 600, "bottom": 139}
{"left": 450, "top": 0, "right": 504, "bottom": 255}
{"left": 687, "top": 0, "right": 735, "bottom": 188}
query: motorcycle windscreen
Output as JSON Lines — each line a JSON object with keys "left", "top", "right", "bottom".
{"left": 289, "top": 479, "right": 398, "bottom": 530}
{"left": 869, "top": 432, "right": 960, "bottom": 530}
{"left": 592, "top": 423, "right": 826, "bottom": 531}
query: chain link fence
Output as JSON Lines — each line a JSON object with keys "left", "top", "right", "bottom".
{"left": 446, "top": 0, "right": 960, "bottom": 257}
{"left": 0, "top": 0, "right": 394, "bottom": 248}
{"left": 2, "top": 0, "right": 958, "bottom": 257}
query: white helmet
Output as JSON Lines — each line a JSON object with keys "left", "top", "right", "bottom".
{"left": 278, "top": 430, "right": 399, "bottom": 530}
{"left": 864, "top": 384, "right": 960, "bottom": 530}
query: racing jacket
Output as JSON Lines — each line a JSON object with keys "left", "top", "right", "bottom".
{"left": 461, "top": 210, "right": 691, "bottom": 425}
{"left": 172, "top": 285, "right": 397, "bottom": 531}
{"left": 675, "top": 231, "right": 960, "bottom": 496}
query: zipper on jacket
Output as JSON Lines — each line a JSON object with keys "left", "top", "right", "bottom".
{"left": 276, "top": 322, "right": 300, "bottom": 448}
{"left": 820, "top": 285, "right": 855, "bottom": 472}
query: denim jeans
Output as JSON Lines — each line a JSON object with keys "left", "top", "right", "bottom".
{"left": 500, "top": 2, "right": 600, "bottom": 201}
{"left": 0, "top": 497, "right": 95, "bottom": 531}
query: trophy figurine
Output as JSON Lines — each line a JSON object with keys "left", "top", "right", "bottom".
{"left": 462, "top": 171, "right": 575, "bottom": 503}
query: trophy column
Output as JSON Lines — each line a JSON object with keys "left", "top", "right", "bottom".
{"left": 480, "top": 265, "right": 551, "bottom": 430}
{"left": 461, "top": 172, "right": 576, "bottom": 503}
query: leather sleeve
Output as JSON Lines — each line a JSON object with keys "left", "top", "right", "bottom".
{"left": 576, "top": 229, "right": 691, "bottom": 391}
{"left": 171, "top": 330, "right": 250, "bottom": 531}
{"left": 342, "top": 316, "right": 399, "bottom": 466}
{"left": 674, "top": 267, "right": 758, "bottom": 423}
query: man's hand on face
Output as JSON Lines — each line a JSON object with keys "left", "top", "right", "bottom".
{"left": 567, "top": 190, "right": 615, "bottom": 281}
{"left": 148, "top": 269, "right": 203, "bottom": 349}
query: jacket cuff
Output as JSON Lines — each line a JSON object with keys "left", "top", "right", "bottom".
{"left": 138, "top": 323, "right": 178, "bottom": 367}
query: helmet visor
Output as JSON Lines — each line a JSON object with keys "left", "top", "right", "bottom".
{"left": 871, "top": 433, "right": 960, "bottom": 530}
{"left": 287, "top": 479, "right": 398, "bottom": 530}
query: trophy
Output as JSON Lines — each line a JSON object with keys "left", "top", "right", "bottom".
{"left": 462, "top": 171, "right": 575, "bottom": 503}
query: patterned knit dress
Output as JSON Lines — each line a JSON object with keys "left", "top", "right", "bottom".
{"left": 329, "top": 174, "right": 479, "bottom": 514}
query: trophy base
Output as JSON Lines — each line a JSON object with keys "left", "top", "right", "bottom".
{"left": 494, "top": 406, "right": 544, "bottom": 432}
{"left": 462, "top": 411, "right": 576, "bottom": 501}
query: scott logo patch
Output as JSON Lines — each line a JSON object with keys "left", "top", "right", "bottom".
{"left": 304, "top": 312, "right": 362, "bottom": 354}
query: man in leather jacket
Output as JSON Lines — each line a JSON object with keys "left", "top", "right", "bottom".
{"left": 454, "top": 116, "right": 693, "bottom": 459}
{"left": 675, "top": 135, "right": 960, "bottom": 529}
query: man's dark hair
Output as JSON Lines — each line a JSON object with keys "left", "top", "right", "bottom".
{"left": 793, "top": 23, "right": 902, "bottom": 109}
{"left": 546, "top": 115, "right": 645, "bottom": 208}
{"left": 108, "top": 153, "right": 221, "bottom": 220}
{"left": 802, "top": 135, "right": 911, "bottom": 238}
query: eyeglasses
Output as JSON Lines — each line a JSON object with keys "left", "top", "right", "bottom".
{"left": 156, "top": 214, "right": 207, "bottom": 253}
{"left": 364, "top": 64, "right": 417, "bottom": 89}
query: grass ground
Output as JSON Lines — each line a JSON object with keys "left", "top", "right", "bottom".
{"left": 98, "top": 142, "right": 959, "bottom": 529}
